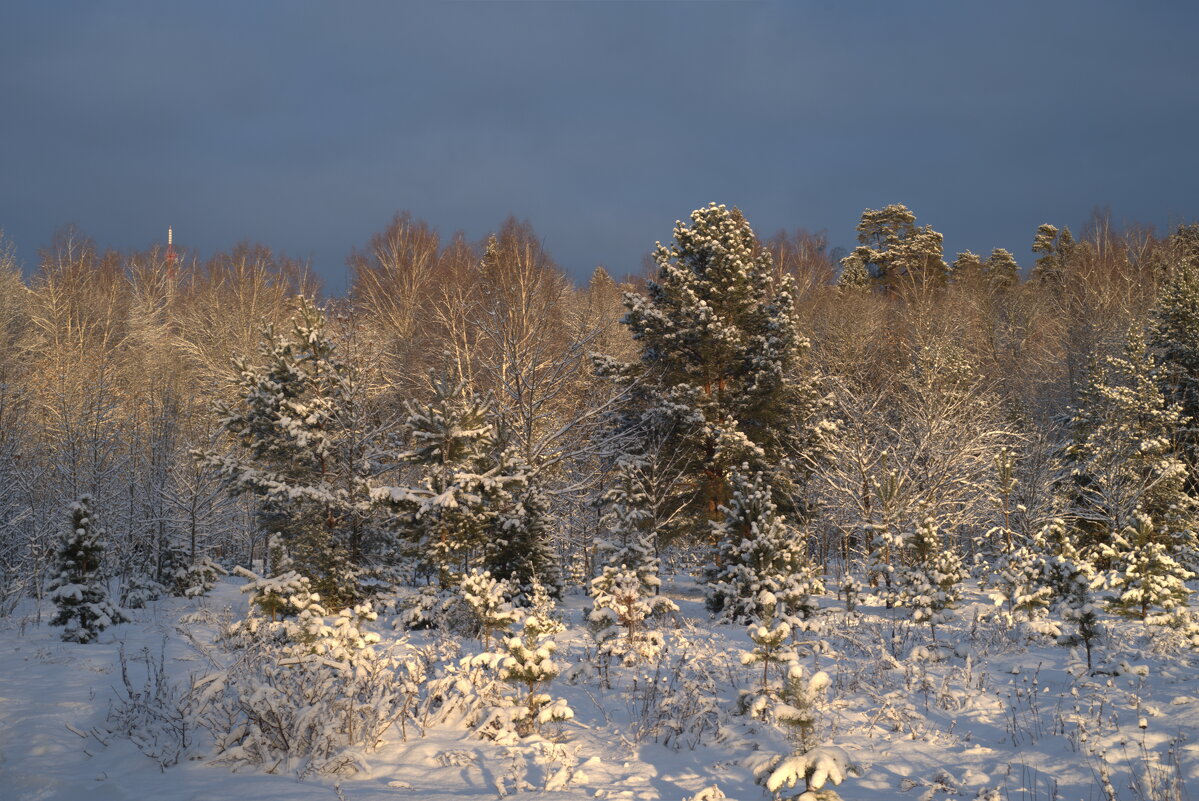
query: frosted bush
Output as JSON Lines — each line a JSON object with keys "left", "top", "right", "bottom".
{"left": 188, "top": 583, "right": 423, "bottom": 775}
{"left": 763, "top": 745, "right": 855, "bottom": 801}
{"left": 589, "top": 565, "right": 677, "bottom": 665}
{"left": 456, "top": 569, "right": 520, "bottom": 647}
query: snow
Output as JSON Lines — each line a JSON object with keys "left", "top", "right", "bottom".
{"left": 1, "top": 574, "right": 1198, "bottom": 801}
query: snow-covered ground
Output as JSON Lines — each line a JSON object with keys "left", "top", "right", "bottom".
{"left": 2, "top": 575, "right": 1196, "bottom": 801}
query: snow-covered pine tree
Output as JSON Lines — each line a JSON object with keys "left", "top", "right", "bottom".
{"left": 897, "top": 514, "right": 964, "bottom": 642}
{"left": 588, "top": 453, "right": 678, "bottom": 662}
{"left": 1151, "top": 238, "right": 1199, "bottom": 493}
{"left": 864, "top": 458, "right": 904, "bottom": 608}
{"left": 588, "top": 565, "right": 678, "bottom": 665}
{"left": 1062, "top": 327, "right": 1197, "bottom": 570}
{"left": 983, "top": 449, "right": 1053, "bottom": 630}
{"left": 1032, "top": 519, "right": 1103, "bottom": 668}
{"left": 375, "top": 374, "right": 521, "bottom": 588}
{"left": 1031, "top": 223, "right": 1074, "bottom": 284}
{"left": 234, "top": 564, "right": 312, "bottom": 622}
{"left": 737, "top": 590, "right": 798, "bottom": 719}
{"left": 950, "top": 250, "right": 984, "bottom": 286}
{"left": 705, "top": 469, "right": 821, "bottom": 624}
{"left": 457, "top": 569, "right": 520, "bottom": 648}
{"left": 985, "top": 247, "right": 1020, "bottom": 290}
{"left": 203, "top": 298, "right": 384, "bottom": 609}
{"left": 836, "top": 256, "right": 872, "bottom": 290}
{"left": 841, "top": 204, "right": 949, "bottom": 292}
{"left": 1108, "top": 514, "right": 1194, "bottom": 623}
{"left": 594, "top": 454, "right": 660, "bottom": 593}
{"left": 496, "top": 613, "right": 574, "bottom": 737}
{"left": 606, "top": 203, "right": 832, "bottom": 549}
{"left": 483, "top": 426, "right": 561, "bottom": 602}
{"left": 1051, "top": 564, "right": 1103, "bottom": 671}
{"left": 49, "top": 496, "right": 126, "bottom": 643}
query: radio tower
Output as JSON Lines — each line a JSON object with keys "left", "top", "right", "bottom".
{"left": 165, "top": 227, "right": 178, "bottom": 285}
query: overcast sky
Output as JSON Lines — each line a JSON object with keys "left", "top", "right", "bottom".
{"left": 2, "top": 1, "right": 1197, "bottom": 293}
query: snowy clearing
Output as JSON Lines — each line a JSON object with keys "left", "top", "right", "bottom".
{"left": 1, "top": 573, "right": 1196, "bottom": 801}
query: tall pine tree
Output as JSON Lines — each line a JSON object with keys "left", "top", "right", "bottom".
{"left": 203, "top": 298, "right": 384, "bottom": 608}
{"left": 607, "top": 203, "right": 831, "bottom": 550}
{"left": 840, "top": 204, "right": 949, "bottom": 292}
{"left": 376, "top": 375, "right": 557, "bottom": 597}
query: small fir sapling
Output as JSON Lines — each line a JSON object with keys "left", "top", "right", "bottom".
{"left": 763, "top": 745, "right": 856, "bottom": 801}
{"left": 1108, "top": 514, "right": 1194, "bottom": 623}
{"left": 458, "top": 569, "right": 520, "bottom": 648}
{"left": 177, "top": 556, "right": 225, "bottom": 598}
{"left": 983, "top": 448, "right": 1053, "bottom": 628}
{"left": 234, "top": 565, "right": 312, "bottom": 623}
{"left": 589, "top": 565, "right": 678, "bottom": 665}
{"left": 1038, "top": 532, "right": 1103, "bottom": 670}
{"left": 706, "top": 469, "right": 820, "bottom": 624}
{"left": 898, "top": 515, "right": 964, "bottom": 642}
{"left": 779, "top": 561, "right": 825, "bottom": 627}
{"left": 394, "top": 584, "right": 448, "bottom": 630}
{"left": 738, "top": 601, "right": 852, "bottom": 801}
{"left": 160, "top": 540, "right": 225, "bottom": 599}
{"left": 864, "top": 460, "right": 904, "bottom": 607}
{"left": 497, "top": 613, "right": 574, "bottom": 737}
{"left": 989, "top": 546, "right": 1053, "bottom": 623}
{"left": 588, "top": 453, "right": 678, "bottom": 662}
{"left": 121, "top": 573, "right": 166, "bottom": 609}
{"left": 838, "top": 573, "right": 862, "bottom": 615}
{"left": 525, "top": 577, "right": 565, "bottom": 636}
{"left": 738, "top": 590, "right": 799, "bottom": 718}
{"left": 48, "top": 496, "right": 127, "bottom": 643}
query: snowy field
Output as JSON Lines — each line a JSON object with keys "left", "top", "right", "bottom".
{"left": 1, "top": 574, "right": 1196, "bottom": 801}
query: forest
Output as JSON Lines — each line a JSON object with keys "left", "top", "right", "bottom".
{"left": 2, "top": 202, "right": 1197, "bottom": 800}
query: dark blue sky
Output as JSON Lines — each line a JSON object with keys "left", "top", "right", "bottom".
{"left": 3, "top": 1, "right": 1197, "bottom": 293}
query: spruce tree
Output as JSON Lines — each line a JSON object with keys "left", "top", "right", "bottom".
{"left": 49, "top": 496, "right": 126, "bottom": 643}
{"left": 1150, "top": 244, "right": 1199, "bottom": 490}
{"left": 593, "top": 454, "right": 661, "bottom": 590}
{"left": 1062, "top": 328, "right": 1196, "bottom": 567}
{"left": 588, "top": 448, "right": 677, "bottom": 658}
{"left": 897, "top": 514, "right": 964, "bottom": 642}
{"left": 1038, "top": 526, "right": 1103, "bottom": 670}
{"left": 377, "top": 375, "right": 547, "bottom": 593}
{"left": 203, "top": 298, "right": 382, "bottom": 609}
{"left": 485, "top": 441, "right": 562, "bottom": 602}
{"left": 1108, "top": 514, "right": 1194, "bottom": 622}
{"left": 588, "top": 566, "right": 678, "bottom": 665}
{"left": 379, "top": 375, "right": 503, "bottom": 588}
{"left": 705, "top": 469, "right": 820, "bottom": 623}
{"left": 610, "top": 203, "right": 831, "bottom": 547}
{"left": 836, "top": 257, "right": 872, "bottom": 290}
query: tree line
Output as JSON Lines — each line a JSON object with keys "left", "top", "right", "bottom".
{"left": 3, "top": 201, "right": 1198, "bottom": 638}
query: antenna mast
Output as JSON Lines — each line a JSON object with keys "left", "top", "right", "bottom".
{"left": 166, "top": 226, "right": 177, "bottom": 282}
